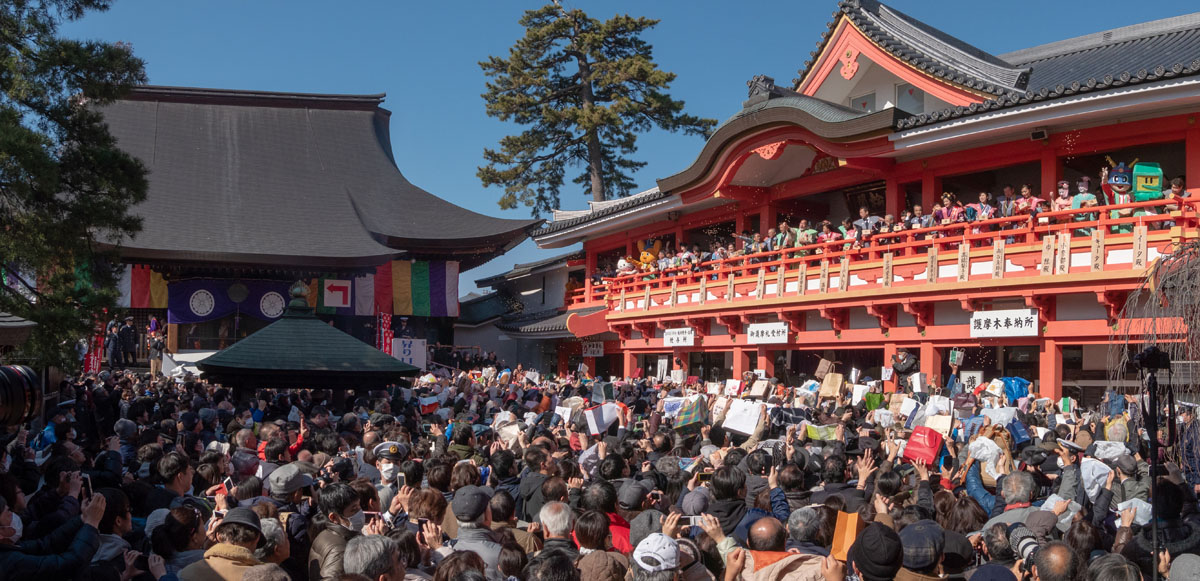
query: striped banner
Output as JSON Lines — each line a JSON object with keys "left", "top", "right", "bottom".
{"left": 391, "top": 260, "right": 459, "bottom": 317}
{"left": 117, "top": 265, "right": 168, "bottom": 309}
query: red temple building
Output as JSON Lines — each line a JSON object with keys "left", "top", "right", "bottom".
{"left": 533, "top": 1, "right": 1200, "bottom": 402}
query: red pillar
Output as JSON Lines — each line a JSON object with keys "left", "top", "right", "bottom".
{"left": 885, "top": 178, "right": 901, "bottom": 218}
{"left": 883, "top": 342, "right": 898, "bottom": 393}
{"left": 622, "top": 351, "right": 637, "bottom": 379}
{"left": 921, "top": 171, "right": 942, "bottom": 212}
{"left": 557, "top": 346, "right": 569, "bottom": 377}
{"left": 1040, "top": 147, "right": 1062, "bottom": 199}
{"left": 919, "top": 342, "right": 942, "bottom": 390}
{"left": 1187, "top": 125, "right": 1200, "bottom": 193}
{"left": 756, "top": 346, "right": 774, "bottom": 378}
{"left": 761, "top": 203, "right": 777, "bottom": 237}
{"left": 1039, "top": 339, "right": 1063, "bottom": 400}
{"left": 732, "top": 347, "right": 749, "bottom": 379}
{"left": 584, "top": 247, "right": 597, "bottom": 300}
{"left": 583, "top": 356, "right": 596, "bottom": 378}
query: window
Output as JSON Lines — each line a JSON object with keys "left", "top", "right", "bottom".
{"left": 850, "top": 92, "right": 875, "bottom": 113}
{"left": 896, "top": 83, "right": 925, "bottom": 113}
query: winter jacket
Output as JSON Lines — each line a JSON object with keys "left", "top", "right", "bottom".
{"left": 0, "top": 516, "right": 98, "bottom": 578}
{"left": 707, "top": 497, "right": 749, "bottom": 537}
{"left": 88, "top": 533, "right": 154, "bottom": 581}
{"left": 308, "top": 524, "right": 357, "bottom": 581}
{"left": 519, "top": 471, "right": 550, "bottom": 523}
{"left": 575, "top": 550, "right": 628, "bottom": 581}
{"left": 447, "top": 443, "right": 486, "bottom": 465}
{"left": 165, "top": 549, "right": 205, "bottom": 576}
{"left": 452, "top": 526, "right": 503, "bottom": 581}
{"left": 728, "top": 550, "right": 823, "bottom": 581}
{"left": 178, "top": 543, "right": 261, "bottom": 581}
{"left": 490, "top": 521, "right": 541, "bottom": 554}
{"left": 24, "top": 488, "right": 80, "bottom": 541}
{"left": 604, "top": 512, "right": 633, "bottom": 555}
{"left": 1121, "top": 521, "right": 1200, "bottom": 578}
{"left": 540, "top": 537, "right": 580, "bottom": 559}
{"left": 731, "top": 489, "right": 791, "bottom": 544}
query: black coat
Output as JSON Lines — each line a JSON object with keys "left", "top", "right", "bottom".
{"left": 118, "top": 325, "right": 137, "bottom": 352}
{"left": 0, "top": 516, "right": 98, "bottom": 578}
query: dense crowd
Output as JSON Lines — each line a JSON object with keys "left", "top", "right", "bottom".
{"left": 0, "top": 358, "right": 1198, "bottom": 581}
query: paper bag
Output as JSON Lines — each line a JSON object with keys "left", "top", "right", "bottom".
{"left": 981, "top": 407, "right": 1017, "bottom": 427}
{"left": 723, "top": 399, "right": 764, "bottom": 435}
{"left": 889, "top": 393, "right": 906, "bottom": 415}
{"left": 554, "top": 406, "right": 573, "bottom": 424}
{"left": 724, "top": 379, "right": 743, "bottom": 397}
{"left": 925, "top": 415, "right": 953, "bottom": 438}
{"left": 670, "top": 370, "right": 685, "bottom": 384}
{"left": 820, "top": 373, "right": 844, "bottom": 398}
{"left": 903, "top": 426, "right": 944, "bottom": 465}
{"left": 874, "top": 409, "right": 895, "bottom": 428}
{"left": 851, "top": 384, "right": 870, "bottom": 406}
{"left": 900, "top": 397, "right": 920, "bottom": 417}
{"left": 831, "top": 511, "right": 866, "bottom": 561}
{"left": 806, "top": 424, "right": 838, "bottom": 441}
{"left": 926, "top": 395, "right": 951, "bottom": 416}
{"left": 705, "top": 381, "right": 722, "bottom": 395}
{"left": 948, "top": 348, "right": 965, "bottom": 366}
{"left": 815, "top": 358, "right": 835, "bottom": 380}
{"left": 848, "top": 367, "right": 861, "bottom": 384}
{"left": 584, "top": 403, "right": 620, "bottom": 435}
{"left": 662, "top": 397, "right": 686, "bottom": 418}
{"left": 746, "top": 380, "right": 771, "bottom": 399}
{"left": 909, "top": 372, "right": 927, "bottom": 392}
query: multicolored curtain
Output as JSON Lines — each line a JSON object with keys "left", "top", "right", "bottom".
{"left": 391, "top": 261, "right": 459, "bottom": 317}
{"left": 117, "top": 265, "right": 168, "bottom": 309}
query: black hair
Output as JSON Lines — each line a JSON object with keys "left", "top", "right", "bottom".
{"left": 579, "top": 480, "right": 617, "bottom": 514}
{"left": 490, "top": 450, "right": 517, "bottom": 479}
{"left": 746, "top": 449, "right": 771, "bottom": 476}
{"left": 599, "top": 456, "right": 626, "bottom": 481}
{"left": 97, "top": 487, "right": 130, "bottom": 535}
{"left": 822, "top": 455, "right": 847, "bottom": 484}
{"left": 523, "top": 548, "right": 580, "bottom": 581}
{"left": 489, "top": 490, "right": 517, "bottom": 522}
{"left": 158, "top": 451, "right": 191, "bottom": 483}
{"left": 399, "top": 459, "right": 424, "bottom": 488}
{"left": 711, "top": 465, "right": 746, "bottom": 501}
{"left": 574, "top": 510, "right": 610, "bottom": 550}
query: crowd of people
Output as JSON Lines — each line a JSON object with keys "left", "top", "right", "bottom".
{"left": 602, "top": 174, "right": 1192, "bottom": 282}
{"left": 0, "top": 358, "right": 1198, "bottom": 581}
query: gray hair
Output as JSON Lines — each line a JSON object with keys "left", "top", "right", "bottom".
{"left": 344, "top": 535, "right": 398, "bottom": 579}
{"left": 539, "top": 501, "right": 574, "bottom": 537}
{"left": 254, "top": 518, "right": 285, "bottom": 561}
{"left": 1001, "top": 471, "right": 1034, "bottom": 505}
{"left": 787, "top": 507, "right": 819, "bottom": 542}
{"left": 114, "top": 419, "right": 137, "bottom": 440}
{"left": 631, "top": 566, "right": 676, "bottom": 581}
{"left": 241, "top": 564, "right": 290, "bottom": 581}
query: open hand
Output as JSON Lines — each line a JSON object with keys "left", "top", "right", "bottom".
{"left": 725, "top": 549, "right": 747, "bottom": 581}
{"left": 820, "top": 554, "right": 846, "bottom": 581}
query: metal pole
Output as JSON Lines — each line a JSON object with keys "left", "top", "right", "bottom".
{"left": 1146, "top": 371, "right": 1160, "bottom": 581}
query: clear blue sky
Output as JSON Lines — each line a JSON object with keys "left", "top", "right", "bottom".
{"left": 61, "top": 0, "right": 1196, "bottom": 294}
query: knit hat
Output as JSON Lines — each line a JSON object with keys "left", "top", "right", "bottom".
{"left": 629, "top": 509, "right": 664, "bottom": 549}
{"left": 451, "top": 485, "right": 493, "bottom": 521}
{"left": 941, "top": 531, "right": 974, "bottom": 574}
{"left": 632, "top": 533, "right": 679, "bottom": 573}
{"left": 1171, "top": 554, "right": 1200, "bottom": 581}
{"left": 848, "top": 523, "right": 902, "bottom": 581}
{"left": 898, "top": 519, "right": 945, "bottom": 570}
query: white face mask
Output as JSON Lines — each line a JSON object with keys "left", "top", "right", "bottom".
{"left": 346, "top": 510, "right": 365, "bottom": 532}
{"left": 2, "top": 513, "right": 22, "bottom": 544}
{"left": 243, "top": 418, "right": 254, "bottom": 429}
{"left": 379, "top": 464, "right": 398, "bottom": 482}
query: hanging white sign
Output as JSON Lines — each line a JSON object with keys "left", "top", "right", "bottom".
{"left": 582, "top": 341, "right": 605, "bottom": 357}
{"left": 747, "top": 322, "right": 790, "bottom": 344}
{"left": 664, "top": 328, "right": 695, "bottom": 347}
{"left": 969, "top": 308, "right": 1039, "bottom": 338}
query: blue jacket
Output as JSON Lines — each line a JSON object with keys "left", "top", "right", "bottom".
{"left": 732, "top": 488, "right": 791, "bottom": 544}
{"left": 0, "top": 516, "right": 98, "bottom": 578}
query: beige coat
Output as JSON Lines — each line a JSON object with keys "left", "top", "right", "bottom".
{"left": 178, "top": 543, "right": 261, "bottom": 581}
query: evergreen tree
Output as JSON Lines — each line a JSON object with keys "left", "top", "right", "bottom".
{"left": 0, "top": 0, "right": 147, "bottom": 370}
{"left": 479, "top": 3, "right": 715, "bottom": 216}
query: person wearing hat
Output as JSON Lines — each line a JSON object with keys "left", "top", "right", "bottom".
{"left": 372, "top": 441, "right": 408, "bottom": 514}
{"left": 179, "top": 506, "right": 263, "bottom": 581}
{"left": 449, "top": 485, "right": 502, "bottom": 580}
{"left": 896, "top": 519, "right": 945, "bottom": 581}
{"left": 843, "top": 522, "right": 904, "bottom": 581}
{"left": 265, "top": 463, "right": 313, "bottom": 579}
{"left": 630, "top": 533, "right": 680, "bottom": 579}
{"left": 1106, "top": 454, "right": 1149, "bottom": 510}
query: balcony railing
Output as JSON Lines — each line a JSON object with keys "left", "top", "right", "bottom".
{"left": 571, "top": 196, "right": 1196, "bottom": 311}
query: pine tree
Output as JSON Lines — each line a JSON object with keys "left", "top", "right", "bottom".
{"left": 0, "top": 0, "right": 147, "bottom": 370}
{"left": 479, "top": 3, "right": 715, "bottom": 216}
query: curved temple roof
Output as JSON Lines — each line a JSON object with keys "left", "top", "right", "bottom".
{"left": 101, "top": 86, "right": 540, "bottom": 270}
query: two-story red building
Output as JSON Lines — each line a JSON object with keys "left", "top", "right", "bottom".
{"left": 534, "top": 0, "right": 1200, "bottom": 402}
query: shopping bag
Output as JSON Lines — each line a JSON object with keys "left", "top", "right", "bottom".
{"left": 831, "top": 511, "right": 866, "bottom": 561}
{"left": 1007, "top": 420, "right": 1031, "bottom": 445}
{"left": 806, "top": 424, "right": 838, "bottom": 441}
{"left": 953, "top": 393, "right": 976, "bottom": 415}
{"left": 925, "top": 415, "right": 953, "bottom": 439}
{"left": 889, "top": 393, "right": 906, "bottom": 415}
{"left": 926, "top": 395, "right": 951, "bottom": 416}
{"left": 864, "top": 392, "right": 885, "bottom": 411}
{"left": 902, "top": 426, "right": 943, "bottom": 465}
{"left": 674, "top": 396, "right": 708, "bottom": 435}
{"left": 851, "top": 384, "right": 870, "bottom": 406}
{"left": 1002, "top": 377, "right": 1031, "bottom": 403}
{"left": 880, "top": 366, "right": 895, "bottom": 381}
{"left": 815, "top": 358, "right": 835, "bottom": 380}
{"left": 909, "top": 372, "right": 927, "bottom": 392}
{"left": 820, "top": 373, "right": 844, "bottom": 398}
{"left": 584, "top": 403, "right": 620, "bottom": 435}
{"left": 723, "top": 399, "right": 764, "bottom": 435}
{"left": 705, "top": 382, "right": 722, "bottom": 395}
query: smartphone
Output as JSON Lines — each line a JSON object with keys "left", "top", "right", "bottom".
{"left": 214, "top": 510, "right": 226, "bottom": 518}
{"left": 417, "top": 518, "right": 429, "bottom": 527}
{"left": 82, "top": 474, "right": 93, "bottom": 499}
{"left": 223, "top": 477, "right": 234, "bottom": 493}
{"left": 649, "top": 491, "right": 662, "bottom": 501}
{"left": 398, "top": 473, "right": 407, "bottom": 488}
{"left": 363, "top": 511, "right": 381, "bottom": 518}
{"left": 698, "top": 471, "right": 713, "bottom": 483}
{"left": 636, "top": 421, "right": 647, "bottom": 431}
{"left": 421, "top": 424, "right": 431, "bottom": 433}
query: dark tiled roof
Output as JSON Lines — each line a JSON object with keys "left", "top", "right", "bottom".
{"left": 532, "top": 187, "right": 670, "bottom": 236}
{"left": 496, "top": 306, "right": 604, "bottom": 335}
{"left": 0, "top": 312, "right": 35, "bottom": 347}
{"left": 894, "top": 12, "right": 1200, "bottom": 129}
{"left": 795, "top": 0, "right": 1030, "bottom": 95}
{"left": 475, "top": 250, "right": 584, "bottom": 287}
{"left": 197, "top": 303, "right": 418, "bottom": 389}
{"left": 456, "top": 292, "right": 510, "bottom": 326}
{"left": 101, "top": 86, "right": 539, "bottom": 270}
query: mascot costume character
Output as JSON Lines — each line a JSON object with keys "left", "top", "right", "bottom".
{"left": 1102, "top": 157, "right": 1136, "bottom": 233}
{"left": 633, "top": 239, "right": 663, "bottom": 269}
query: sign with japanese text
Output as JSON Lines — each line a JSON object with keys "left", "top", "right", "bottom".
{"left": 969, "top": 308, "right": 1039, "bottom": 338}
{"left": 392, "top": 338, "right": 427, "bottom": 369}
{"left": 582, "top": 341, "right": 604, "bottom": 358}
{"left": 992, "top": 240, "right": 1005, "bottom": 279}
{"left": 1133, "top": 225, "right": 1148, "bottom": 269}
{"left": 747, "top": 322, "right": 789, "bottom": 344}
{"left": 926, "top": 246, "right": 938, "bottom": 284}
{"left": 664, "top": 327, "right": 695, "bottom": 347}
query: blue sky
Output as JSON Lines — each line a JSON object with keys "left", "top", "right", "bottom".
{"left": 62, "top": 0, "right": 1196, "bottom": 293}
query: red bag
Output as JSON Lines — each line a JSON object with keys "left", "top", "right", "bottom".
{"left": 903, "top": 426, "right": 943, "bottom": 465}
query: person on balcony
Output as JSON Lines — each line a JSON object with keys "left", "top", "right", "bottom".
{"left": 997, "top": 184, "right": 1018, "bottom": 218}
{"left": 852, "top": 206, "right": 882, "bottom": 242}
{"left": 933, "top": 193, "right": 965, "bottom": 226}
{"left": 735, "top": 232, "right": 767, "bottom": 265}
{"left": 1052, "top": 180, "right": 1074, "bottom": 213}
{"left": 1013, "top": 184, "right": 1041, "bottom": 216}
{"left": 908, "top": 204, "right": 933, "bottom": 229}
{"left": 1071, "top": 177, "right": 1100, "bottom": 235}
{"left": 815, "top": 221, "right": 841, "bottom": 254}
{"left": 966, "top": 192, "right": 996, "bottom": 238}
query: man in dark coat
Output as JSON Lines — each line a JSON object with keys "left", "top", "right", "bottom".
{"left": 0, "top": 490, "right": 105, "bottom": 576}
{"left": 118, "top": 317, "right": 138, "bottom": 367}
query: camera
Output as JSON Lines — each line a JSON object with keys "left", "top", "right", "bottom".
{"left": 1007, "top": 523, "right": 1040, "bottom": 564}
{"left": 0, "top": 366, "right": 41, "bottom": 427}
{"left": 1132, "top": 346, "right": 1171, "bottom": 371}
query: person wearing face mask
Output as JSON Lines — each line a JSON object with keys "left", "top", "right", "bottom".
{"left": 373, "top": 441, "right": 407, "bottom": 512}
{"left": 309, "top": 482, "right": 363, "bottom": 581}
{"left": 0, "top": 488, "right": 106, "bottom": 576}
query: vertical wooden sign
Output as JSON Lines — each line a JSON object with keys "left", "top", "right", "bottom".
{"left": 991, "top": 239, "right": 1006, "bottom": 279}
{"left": 642, "top": 286, "right": 650, "bottom": 311}
{"left": 726, "top": 274, "right": 735, "bottom": 302}
{"left": 796, "top": 263, "right": 807, "bottom": 296}
{"left": 619, "top": 288, "right": 627, "bottom": 312}
{"left": 1055, "top": 232, "right": 1072, "bottom": 275}
{"left": 1133, "top": 225, "right": 1148, "bottom": 270}
{"left": 839, "top": 259, "right": 851, "bottom": 291}
{"left": 957, "top": 243, "right": 971, "bottom": 282}
{"left": 755, "top": 268, "right": 766, "bottom": 298}
{"left": 1090, "top": 230, "right": 1105, "bottom": 272}
{"left": 926, "top": 246, "right": 939, "bottom": 284}
{"left": 1039, "top": 236, "right": 1055, "bottom": 275}
{"left": 819, "top": 260, "right": 830, "bottom": 293}
{"left": 698, "top": 276, "right": 707, "bottom": 305}
{"left": 776, "top": 267, "right": 786, "bottom": 297}
{"left": 669, "top": 280, "right": 678, "bottom": 307}
{"left": 882, "top": 253, "right": 894, "bottom": 288}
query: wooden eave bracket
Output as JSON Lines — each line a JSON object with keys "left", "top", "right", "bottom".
{"left": 1095, "top": 290, "right": 1130, "bottom": 325}
{"left": 866, "top": 303, "right": 897, "bottom": 330}
{"left": 817, "top": 306, "right": 849, "bottom": 332}
{"left": 717, "top": 314, "right": 746, "bottom": 335}
{"left": 901, "top": 300, "right": 933, "bottom": 329}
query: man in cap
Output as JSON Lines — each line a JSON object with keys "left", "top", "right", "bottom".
{"left": 897, "top": 519, "right": 945, "bottom": 581}
{"left": 840, "top": 522, "right": 904, "bottom": 581}
{"left": 1107, "top": 454, "right": 1149, "bottom": 509}
{"left": 630, "top": 533, "right": 679, "bottom": 579}
{"left": 372, "top": 442, "right": 407, "bottom": 513}
{"left": 179, "top": 506, "right": 263, "bottom": 581}
{"left": 118, "top": 316, "right": 138, "bottom": 367}
{"left": 265, "top": 463, "right": 313, "bottom": 579}
{"left": 450, "top": 485, "right": 503, "bottom": 581}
